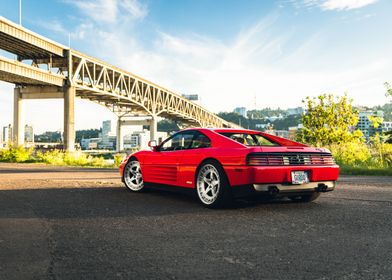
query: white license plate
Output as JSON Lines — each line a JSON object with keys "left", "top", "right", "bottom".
{"left": 291, "top": 171, "right": 309, "bottom": 185}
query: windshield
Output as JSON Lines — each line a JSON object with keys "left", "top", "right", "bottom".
{"left": 219, "top": 132, "right": 279, "bottom": 146}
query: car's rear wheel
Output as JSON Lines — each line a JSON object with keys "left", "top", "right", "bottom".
{"left": 196, "top": 160, "right": 232, "bottom": 208}
{"left": 290, "top": 192, "right": 320, "bottom": 202}
{"left": 123, "top": 160, "right": 144, "bottom": 192}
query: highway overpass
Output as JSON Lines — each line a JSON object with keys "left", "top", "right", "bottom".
{"left": 0, "top": 16, "right": 237, "bottom": 151}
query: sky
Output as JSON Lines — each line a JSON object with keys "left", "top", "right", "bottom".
{"left": 0, "top": 0, "right": 392, "bottom": 133}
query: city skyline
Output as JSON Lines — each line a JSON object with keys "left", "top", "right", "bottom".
{"left": 1, "top": 0, "right": 392, "bottom": 133}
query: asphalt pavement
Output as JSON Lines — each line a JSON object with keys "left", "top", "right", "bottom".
{"left": 0, "top": 163, "right": 391, "bottom": 279}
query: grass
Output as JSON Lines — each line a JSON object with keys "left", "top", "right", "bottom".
{"left": 0, "top": 146, "right": 125, "bottom": 168}
{"left": 339, "top": 166, "right": 392, "bottom": 176}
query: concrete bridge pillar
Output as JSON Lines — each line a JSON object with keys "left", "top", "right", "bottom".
{"left": 150, "top": 115, "right": 157, "bottom": 141}
{"left": 64, "top": 86, "right": 75, "bottom": 152}
{"left": 13, "top": 87, "right": 24, "bottom": 146}
{"left": 116, "top": 118, "right": 124, "bottom": 152}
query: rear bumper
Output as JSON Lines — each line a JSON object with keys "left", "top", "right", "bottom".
{"left": 253, "top": 180, "right": 335, "bottom": 193}
{"left": 224, "top": 165, "right": 340, "bottom": 187}
{"left": 231, "top": 181, "right": 336, "bottom": 198}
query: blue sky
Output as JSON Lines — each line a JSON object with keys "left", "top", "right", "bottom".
{"left": 1, "top": 0, "right": 392, "bottom": 133}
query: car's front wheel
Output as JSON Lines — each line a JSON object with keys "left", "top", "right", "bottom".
{"left": 123, "top": 160, "right": 144, "bottom": 192}
{"left": 196, "top": 160, "right": 232, "bottom": 208}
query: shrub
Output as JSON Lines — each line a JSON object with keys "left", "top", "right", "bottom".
{"left": 114, "top": 153, "right": 125, "bottom": 167}
{"left": 36, "top": 150, "right": 109, "bottom": 167}
{"left": 36, "top": 150, "right": 65, "bottom": 165}
{"left": 328, "top": 141, "right": 371, "bottom": 167}
{"left": 64, "top": 152, "right": 89, "bottom": 166}
{"left": 368, "top": 136, "right": 392, "bottom": 168}
{"left": 90, "top": 156, "right": 107, "bottom": 167}
{"left": 0, "top": 146, "right": 34, "bottom": 163}
{"left": 327, "top": 139, "right": 392, "bottom": 170}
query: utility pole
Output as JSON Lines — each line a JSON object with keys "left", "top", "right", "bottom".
{"left": 19, "top": 0, "right": 22, "bottom": 25}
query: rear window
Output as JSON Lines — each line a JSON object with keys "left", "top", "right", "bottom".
{"left": 219, "top": 133, "right": 278, "bottom": 146}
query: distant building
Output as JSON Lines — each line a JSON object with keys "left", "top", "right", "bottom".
{"left": 266, "top": 115, "right": 283, "bottom": 122}
{"left": 124, "top": 134, "right": 140, "bottom": 149}
{"left": 2, "top": 124, "right": 12, "bottom": 143}
{"left": 24, "top": 124, "right": 34, "bottom": 143}
{"left": 383, "top": 121, "right": 392, "bottom": 132}
{"left": 100, "top": 120, "right": 116, "bottom": 149}
{"left": 182, "top": 94, "right": 200, "bottom": 105}
{"left": 123, "top": 130, "right": 168, "bottom": 150}
{"left": 286, "top": 107, "right": 304, "bottom": 116}
{"left": 255, "top": 123, "right": 270, "bottom": 130}
{"left": 81, "top": 138, "right": 100, "bottom": 150}
{"left": 356, "top": 111, "right": 384, "bottom": 140}
{"left": 233, "top": 107, "right": 247, "bottom": 118}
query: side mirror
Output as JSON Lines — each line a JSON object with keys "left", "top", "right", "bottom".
{"left": 148, "top": 140, "right": 158, "bottom": 151}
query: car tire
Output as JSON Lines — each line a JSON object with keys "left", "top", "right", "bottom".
{"left": 123, "top": 160, "right": 144, "bottom": 192}
{"left": 196, "top": 160, "right": 233, "bottom": 208}
{"left": 290, "top": 192, "right": 320, "bottom": 202}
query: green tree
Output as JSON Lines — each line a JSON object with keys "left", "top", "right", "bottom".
{"left": 247, "top": 108, "right": 285, "bottom": 119}
{"left": 157, "top": 119, "right": 180, "bottom": 132}
{"left": 297, "top": 94, "right": 363, "bottom": 146}
{"left": 76, "top": 129, "right": 101, "bottom": 143}
{"left": 271, "top": 114, "right": 301, "bottom": 130}
{"left": 218, "top": 112, "right": 248, "bottom": 128}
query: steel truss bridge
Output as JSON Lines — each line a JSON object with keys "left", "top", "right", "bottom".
{"left": 0, "top": 16, "right": 236, "bottom": 151}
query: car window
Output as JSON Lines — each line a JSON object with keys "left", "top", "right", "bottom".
{"left": 190, "top": 132, "right": 211, "bottom": 149}
{"left": 220, "top": 133, "right": 278, "bottom": 146}
{"left": 253, "top": 134, "right": 278, "bottom": 146}
{"left": 160, "top": 132, "right": 194, "bottom": 151}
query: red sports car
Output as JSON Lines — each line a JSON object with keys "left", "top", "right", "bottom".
{"left": 119, "top": 128, "right": 339, "bottom": 208}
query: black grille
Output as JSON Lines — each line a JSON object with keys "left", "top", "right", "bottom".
{"left": 247, "top": 152, "right": 335, "bottom": 166}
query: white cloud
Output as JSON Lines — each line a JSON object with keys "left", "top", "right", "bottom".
{"left": 287, "top": 0, "right": 378, "bottom": 11}
{"left": 119, "top": 0, "right": 148, "bottom": 19}
{"left": 65, "top": 0, "right": 148, "bottom": 23}
{"left": 35, "top": 19, "right": 68, "bottom": 34}
{"left": 321, "top": 0, "right": 378, "bottom": 11}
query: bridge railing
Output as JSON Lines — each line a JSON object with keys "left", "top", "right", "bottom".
{"left": 70, "top": 50, "right": 234, "bottom": 128}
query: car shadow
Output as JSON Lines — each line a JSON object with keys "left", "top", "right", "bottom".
{"left": 0, "top": 185, "right": 323, "bottom": 220}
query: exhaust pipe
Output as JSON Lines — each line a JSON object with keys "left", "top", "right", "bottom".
{"left": 268, "top": 186, "right": 279, "bottom": 197}
{"left": 317, "top": 183, "right": 328, "bottom": 192}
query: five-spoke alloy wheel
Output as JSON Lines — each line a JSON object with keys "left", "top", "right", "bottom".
{"left": 123, "top": 160, "right": 144, "bottom": 192}
{"left": 196, "top": 160, "right": 232, "bottom": 208}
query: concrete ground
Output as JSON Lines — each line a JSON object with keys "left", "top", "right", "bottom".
{"left": 0, "top": 162, "right": 391, "bottom": 279}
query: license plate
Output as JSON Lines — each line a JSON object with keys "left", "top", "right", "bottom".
{"left": 291, "top": 171, "right": 309, "bottom": 185}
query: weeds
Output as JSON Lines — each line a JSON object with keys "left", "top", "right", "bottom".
{"left": 0, "top": 146, "right": 112, "bottom": 168}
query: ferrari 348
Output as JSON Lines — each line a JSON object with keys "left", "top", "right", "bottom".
{"left": 119, "top": 128, "right": 339, "bottom": 208}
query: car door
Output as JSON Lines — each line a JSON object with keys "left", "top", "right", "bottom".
{"left": 142, "top": 131, "right": 194, "bottom": 186}
{"left": 177, "top": 131, "right": 212, "bottom": 188}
